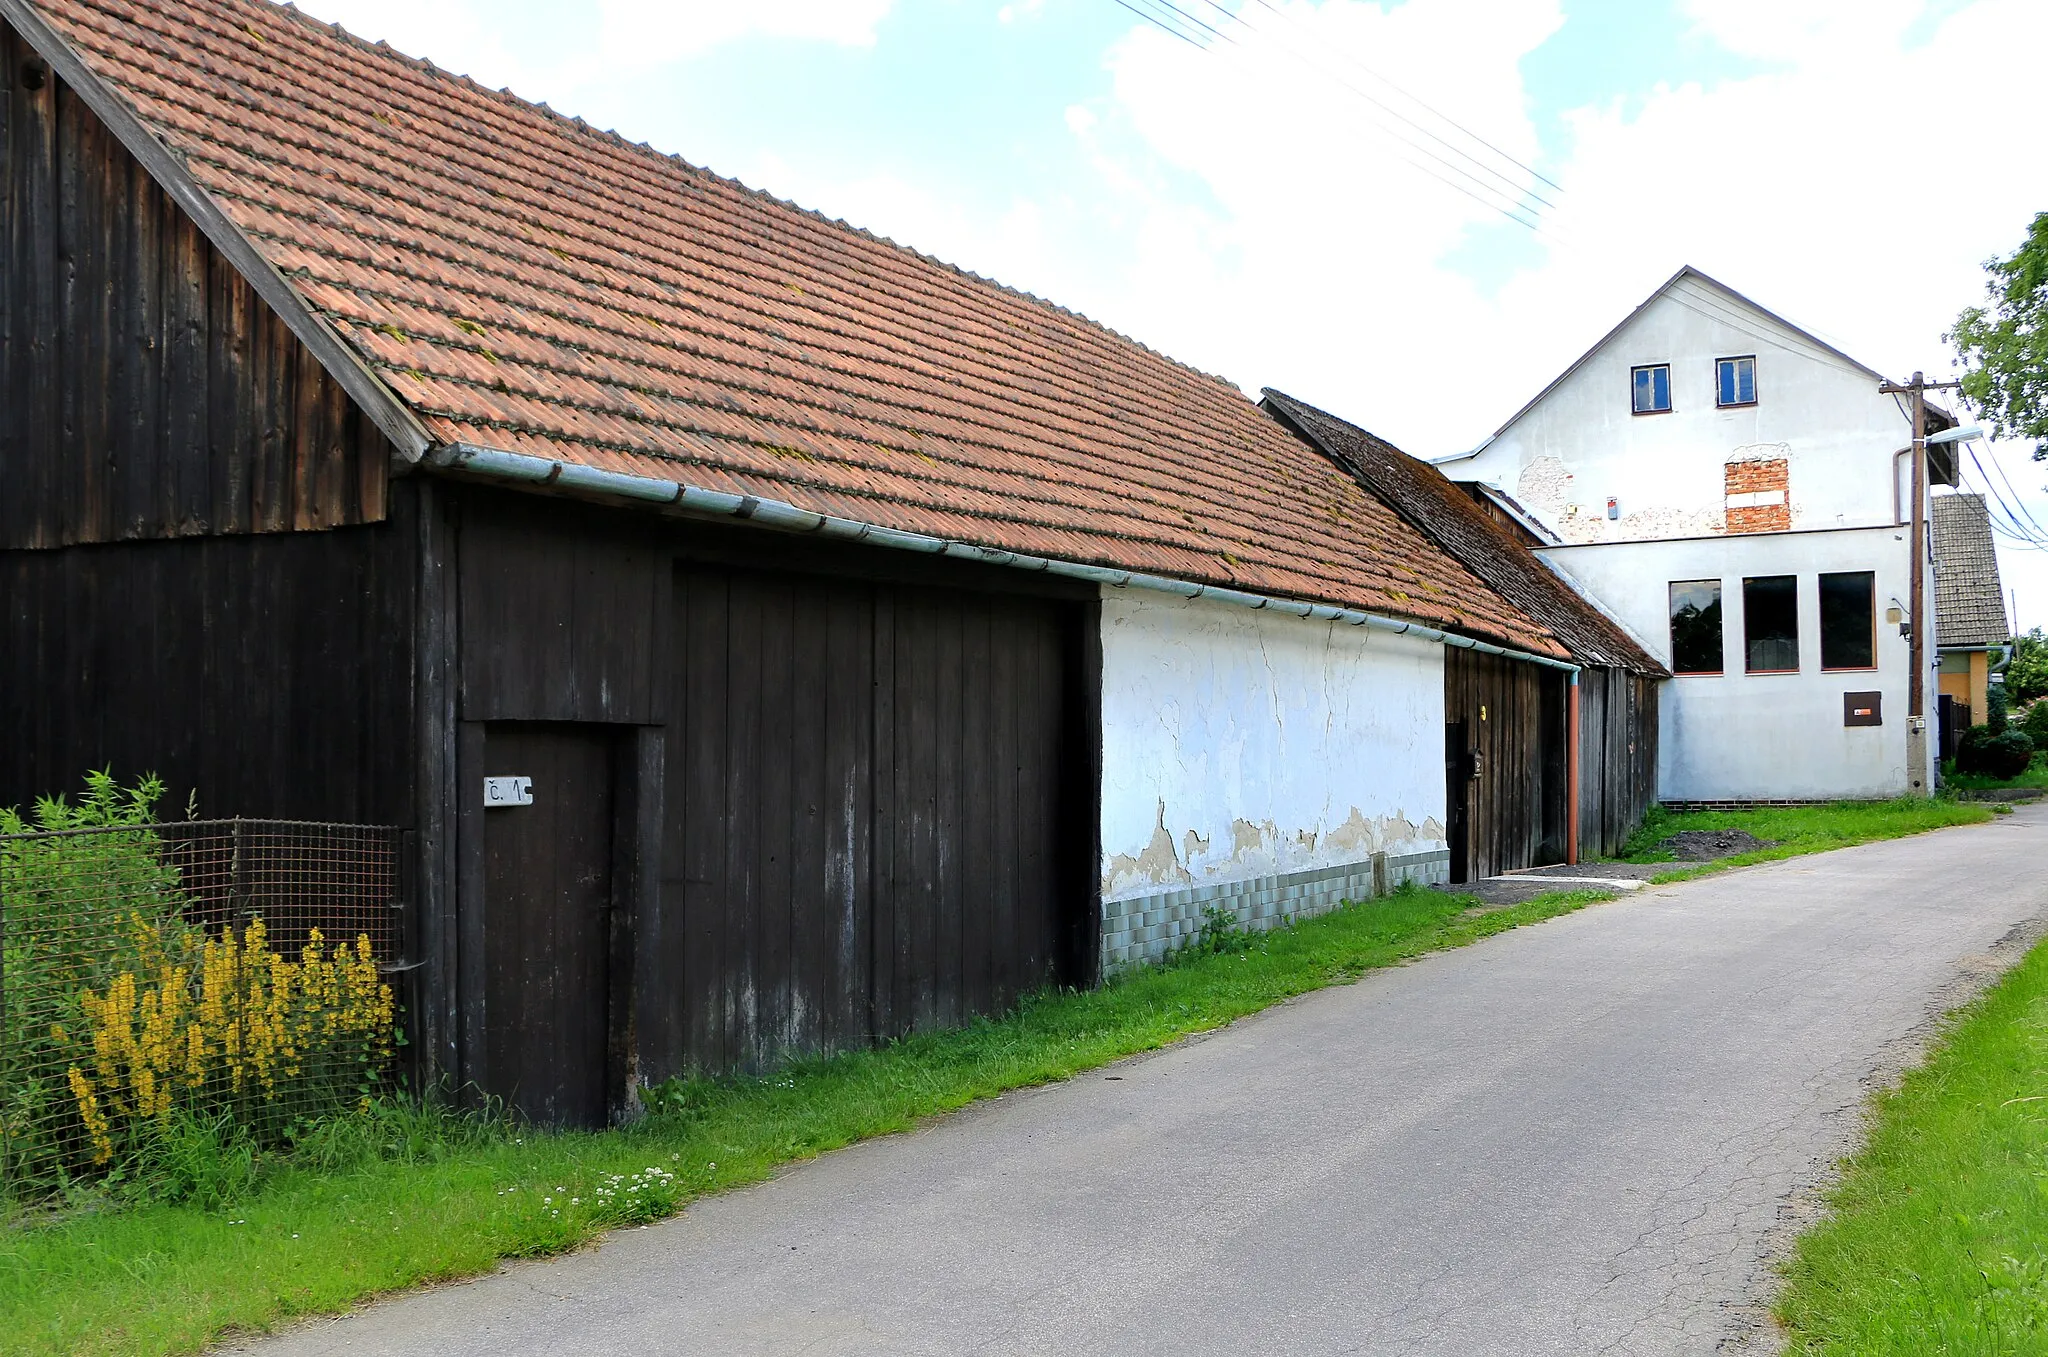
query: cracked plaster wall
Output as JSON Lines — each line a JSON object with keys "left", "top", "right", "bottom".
{"left": 1099, "top": 593, "right": 1447, "bottom": 902}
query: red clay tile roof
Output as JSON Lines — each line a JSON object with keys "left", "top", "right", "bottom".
{"left": 27, "top": 0, "right": 1564, "bottom": 657}
{"left": 1264, "top": 392, "right": 1668, "bottom": 676}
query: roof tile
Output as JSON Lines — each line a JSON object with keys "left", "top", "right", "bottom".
{"left": 31, "top": 0, "right": 1565, "bottom": 657}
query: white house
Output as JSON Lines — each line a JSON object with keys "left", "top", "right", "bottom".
{"left": 1441, "top": 267, "right": 1953, "bottom": 802}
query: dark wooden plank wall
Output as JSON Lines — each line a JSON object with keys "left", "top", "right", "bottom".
{"left": 1, "top": 23, "right": 390, "bottom": 550}
{"left": 457, "top": 496, "right": 662, "bottom": 723}
{"left": 1575, "top": 668, "right": 1661, "bottom": 857}
{"left": 653, "top": 563, "right": 1078, "bottom": 1077}
{"left": 445, "top": 488, "right": 1097, "bottom": 1086}
{"left": 0, "top": 485, "right": 419, "bottom": 823}
{"left": 1444, "top": 647, "right": 1570, "bottom": 880}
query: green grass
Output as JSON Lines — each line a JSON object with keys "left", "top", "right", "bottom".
{"left": 1942, "top": 753, "right": 2048, "bottom": 792}
{"left": 0, "top": 884, "right": 1605, "bottom": 1357}
{"left": 1776, "top": 932, "right": 2048, "bottom": 1354}
{"left": 1611, "top": 797, "right": 2000, "bottom": 883}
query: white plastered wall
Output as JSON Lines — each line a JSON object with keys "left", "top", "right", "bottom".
{"left": 1098, "top": 592, "right": 1447, "bottom": 906}
{"left": 1541, "top": 525, "right": 1929, "bottom": 800}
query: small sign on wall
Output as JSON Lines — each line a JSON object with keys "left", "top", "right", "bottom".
{"left": 1843, "top": 692, "right": 1882, "bottom": 727}
{"left": 483, "top": 775, "right": 534, "bottom": 807}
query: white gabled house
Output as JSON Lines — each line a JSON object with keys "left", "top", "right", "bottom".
{"left": 1441, "top": 267, "right": 1960, "bottom": 803}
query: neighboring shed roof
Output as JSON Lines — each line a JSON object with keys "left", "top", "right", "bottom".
{"left": 1933, "top": 493, "right": 2010, "bottom": 648}
{"left": 1262, "top": 391, "right": 1669, "bottom": 677}
{"left": 13, "top": 0, "right": 1564, "bottom": 659}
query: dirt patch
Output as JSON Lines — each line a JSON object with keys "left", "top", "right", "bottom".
{"left": 1659, "top": 829, "right": 1777, "bottom": 861}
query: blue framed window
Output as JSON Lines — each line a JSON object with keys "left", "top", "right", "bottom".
{"left": 1631, "top": 363, "right": 1671, "bottom": 414}
{"left": 1717, "top": 355, "right": 1757, "bottom": 407}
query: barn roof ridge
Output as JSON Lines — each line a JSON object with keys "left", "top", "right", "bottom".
{"left": 1261, "top": 389, "right": 1668, "bottom": 677}
{"left": 14, "top": 0, "right": 1565, "bottom": 657}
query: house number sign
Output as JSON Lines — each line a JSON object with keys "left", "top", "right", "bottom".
{"left": 483, "top": 775, "right": 534, "bottom": 807}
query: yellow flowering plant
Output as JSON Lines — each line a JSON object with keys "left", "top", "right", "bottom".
{"left": 60, "top": 918, "right": 396, "bottom": 1167}
{"left": 2, "top": 775, "right": 399, "bottom": 1199}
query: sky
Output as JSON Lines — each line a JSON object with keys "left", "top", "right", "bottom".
{"left": 297, "top": 0, "right": 2048, "bottom": 631}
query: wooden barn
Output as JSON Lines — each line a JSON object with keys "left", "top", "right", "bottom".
{"left": 1263, "top": 393, "right": 1667, "bottom": 875}
{"left": 2, "top": 0, "right": 1596, "bottom": 1124}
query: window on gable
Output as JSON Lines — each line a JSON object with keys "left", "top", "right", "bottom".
{"left": 1743, "top": 575, "right": 1799, "bottom": 673}
{"left": 1717, "top": 355, "right": 1756, "bottom": 407}
{"left": 1632, "top": 364, "right": 1672, "bottom": 414}
{"left": 1669, "top": 579, "right": 1723, "bottom": 675}
{"left": 1819, "top": 571, "right": 1876, "bottom": 670}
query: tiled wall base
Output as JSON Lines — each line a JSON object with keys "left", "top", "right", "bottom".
{"left": 1101, "top": 849, "right": 1451, "bottom": 973}
{"left": 1658, "top": 798, "right": 1836, "bottom": 812}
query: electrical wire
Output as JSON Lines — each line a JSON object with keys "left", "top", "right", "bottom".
{"left": 1199, "top": 0, "right": 1559, "bottom": 213}
{"left": 1967, "top": 446, "right": 2048, "bottom": 548}
{"left": 1104, "top": 0, "right": 1557, "bottom": 237}
{"left": 1110, "top": 0, "right": 1207, "bottom": 47}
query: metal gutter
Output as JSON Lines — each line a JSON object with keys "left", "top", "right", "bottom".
{"left": 431, "top": 443, "right": 1581, "bottom": 673}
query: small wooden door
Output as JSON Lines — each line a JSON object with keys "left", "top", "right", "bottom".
{"left": 1445, "top": 719, "right": 1471, "bottom": 885}
{"left": 482, "top": 725, "right": 613, "bottom": 1126}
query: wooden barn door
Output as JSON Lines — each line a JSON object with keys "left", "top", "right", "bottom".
{"left": 481, "top": 725, "right": 614, "bottom": 1126}
{"left": 659, "top": 563, "right": 1084, "bottom": 1074}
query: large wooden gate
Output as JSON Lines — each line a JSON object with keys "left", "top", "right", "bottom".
{"left": 648, "top": 563, "right": 1089, "bottom": 1075}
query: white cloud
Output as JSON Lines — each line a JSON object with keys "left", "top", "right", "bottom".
{"left": 596, "top": 0, "right": 894, "bottom": 65}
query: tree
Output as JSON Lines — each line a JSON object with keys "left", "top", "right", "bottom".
{"left": 2009, "top": 626, "right": 2048, "bottom": 705}
{"left": 1950, "top": 212, "right": 2048, "bottom": 461}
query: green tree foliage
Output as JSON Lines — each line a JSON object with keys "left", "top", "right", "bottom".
{"left": 1950, "top": 212, "right": 2048, "bottom": 460}
{"left": 2008, "top": 627, "right": 2048, "bottom": 705}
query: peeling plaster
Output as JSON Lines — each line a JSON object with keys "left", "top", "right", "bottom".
{"left": 1102, "top": 798, "right": 1193, "bottom": 898}
{"left": 1098, "top": 594, "right": 1450, "bottom": 903}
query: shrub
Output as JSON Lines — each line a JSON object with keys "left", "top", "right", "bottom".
{"left": 2021, "top": 700, "right": 2048, "bottom": 748}
{"left": 1987, "top": 683, "right": 2011, "bottom": 734}
{"left": 1957, "top": 725, "right": 2036, "bottom": 780}
{"left": 3, "top": 772, "right": 398, "bottom": 1202}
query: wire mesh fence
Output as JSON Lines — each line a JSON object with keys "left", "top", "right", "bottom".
{"left": 1, "top": 819, "right": 403, "bottom": 1203}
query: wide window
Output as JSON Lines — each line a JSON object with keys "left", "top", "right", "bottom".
{"left": 1632, "top": 364, "right": 1672, "bottom": 414}
{"left": 1669, "top": 579, "right": 1724, "bottom": 675}
{"left": 1743, "top": 575, "right": 1799, "bottom": 673}
{"left": 1716, "top": 355, "right": 1757, "bottom": 407}
{"left": 1819, "top": 571, "right": 1876, "bottom": 670}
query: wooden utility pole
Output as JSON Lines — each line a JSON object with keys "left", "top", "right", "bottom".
{"left": 1879, "top": 370, "right": 1959, "bottom": 796}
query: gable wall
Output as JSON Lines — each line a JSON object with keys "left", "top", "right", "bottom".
{"left": 1, "top": 20, "right": 391, "bottom": 549}
{"left": 1461, "top": 278, "right": 1909, "bottom": 545}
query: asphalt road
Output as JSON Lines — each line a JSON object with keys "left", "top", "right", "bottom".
{"left": 247, "top": 805, "right": 2048, "bottom": 1357}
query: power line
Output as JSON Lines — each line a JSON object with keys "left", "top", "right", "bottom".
{"left": 1110, "top": 0, "right": 1207, "bottom": 47}
{"left": 1199, "top": 0, "right": 1558, "bottom": 214}
{"left": 1104, "top": 0, "right": 1558, "bottom": 238}
{"left": 1247, "top": 0, "right": 1562, "bottom": 195}
{"left": 1967, "top": 446, "right": 2048, "bottom": 548}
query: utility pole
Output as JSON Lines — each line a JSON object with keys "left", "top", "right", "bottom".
{"left": 1879, "top": 370, "right": 1959, "bottom": 796}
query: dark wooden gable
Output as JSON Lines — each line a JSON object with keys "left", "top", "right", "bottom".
{"left": 1, "top": 19, "right": 392, "bottom": 550}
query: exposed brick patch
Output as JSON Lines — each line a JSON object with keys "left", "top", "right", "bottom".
{"left": 1725, "top": 459, "right": 1789, "bottom": 495}
{"left": 1724, "top": 457, "right": 1790, "bottom": 533}
{"left": 1727, "top": 504, "right": 1791, "bottom": 533}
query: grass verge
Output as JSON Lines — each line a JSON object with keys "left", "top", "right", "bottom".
{"left": 1942, "top": 752, "right": 2048, "bottom": 793}
{"left": 1776, "top": 930, "right": 2048, "bottom": 1354}
{"left": 1, "top": 883, "right": 1605, "bottom": 1357}
{"left": 1612, "top": 797, "right": 2001, "bottom": 884}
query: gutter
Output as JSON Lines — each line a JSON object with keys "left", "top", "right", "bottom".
{"left": 429, "top": 442, "right": 1582, "bottom": 674}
